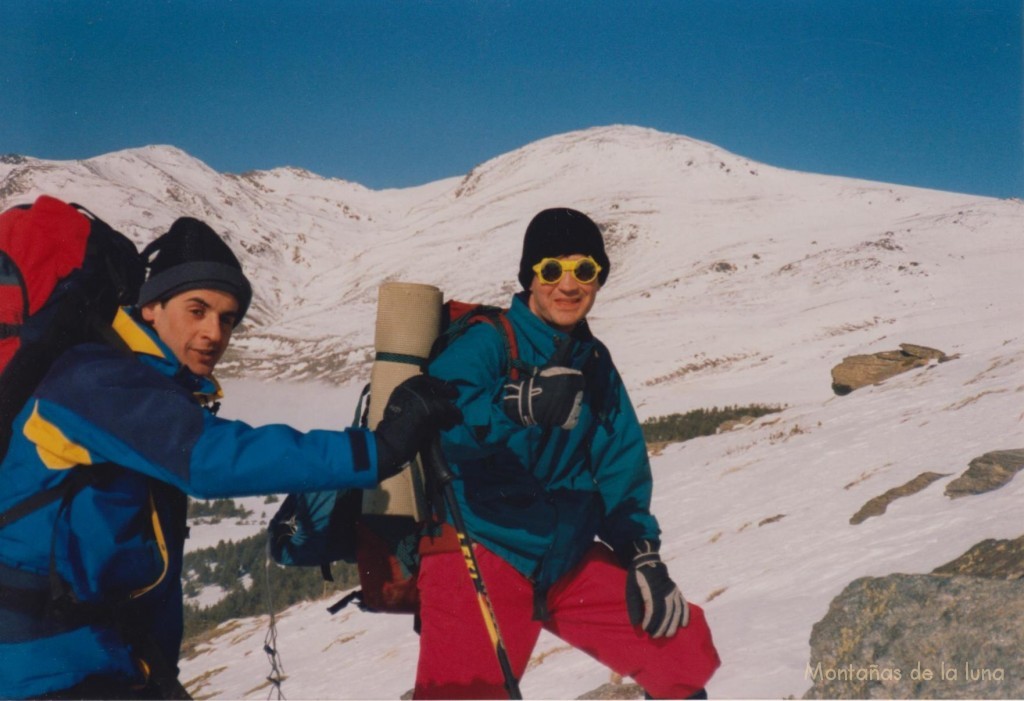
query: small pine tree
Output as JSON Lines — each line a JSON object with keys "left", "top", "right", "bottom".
{"left": 182, "top": 532, "right": 359, "bottom": 641}
{"left": 187, "top": 498, "right": 253, "bottom": 520}
{"left": 641, "top": 404, "right": 783, "bottom": 444}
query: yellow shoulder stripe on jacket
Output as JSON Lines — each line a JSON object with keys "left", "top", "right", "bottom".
{"left": 112, "top": 307, "right": 165, "bottom": 358}
{"left": 23, "top": 401, "right": 94, "bottom": 470}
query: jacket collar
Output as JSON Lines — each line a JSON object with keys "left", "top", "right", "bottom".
{"left": 509, "top": 292, "right": 595, "bottom": 366}
{"left": 112, "top": 307, "right": 223, "bottom": 404}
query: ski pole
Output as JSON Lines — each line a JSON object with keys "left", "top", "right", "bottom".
{"left": 425, "top": 436, "right": 523, "bottom": 700}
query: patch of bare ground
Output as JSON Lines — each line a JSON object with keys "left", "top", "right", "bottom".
{"left": 183, "top": 666, "right": 227, "bottom": 700}
{"left": 644, "top": 354, "right": 750, "bottom": 386}
{"left": 577, "top": 676, "right": 644, "bottom": 699}
{"left": 705, "top": 587, "right": 728, "bottom": 604}
{"left": 527, "top": 643, "right": 573, "bottom": 671}
{"left": 180, "top": 619, "right": 245, "bottom": 661}
{"left": 850, "top": 471, "right": 950, "bottom": 525}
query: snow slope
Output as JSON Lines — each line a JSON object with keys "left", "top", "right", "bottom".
{"left": 2, "top": 125, "right": 1022, "bottom": 698}
{"left": 181, "top": 319, "right": 1023, "bottom": 700}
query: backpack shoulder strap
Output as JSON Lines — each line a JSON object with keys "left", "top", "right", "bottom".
{"left": 490, "top": 312, "right": 527, "bottom": 381}
{"left": 451, "top": 304, "right": 533, "bottom": 381}
{"left": 0, "top": 462, "right": 117, "bottom": 530}
{"left": 0, "top": 482, "right": 68, "bottom": 529}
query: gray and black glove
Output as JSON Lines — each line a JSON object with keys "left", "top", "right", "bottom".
{"left": 374, "top": 375, "right": 463, "bottom": 481}
{"left": 502, "top": 366, "right": 584, "bottom": 429}
{"left": 621, "top": 539, "right": 690, "bottom": 638}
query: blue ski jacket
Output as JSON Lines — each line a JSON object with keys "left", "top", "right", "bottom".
{"left": 428, "top": 293, "right": 659, "bottom": 602}
{"left": 0, "top": 308, "right": 379, "bottom": 699}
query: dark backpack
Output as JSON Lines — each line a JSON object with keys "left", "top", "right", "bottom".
{"left": 269, "top": 299, "right": 532, "bottom": 615}
{"left": 0, "top": 194, "right": 144, "bottom": 475}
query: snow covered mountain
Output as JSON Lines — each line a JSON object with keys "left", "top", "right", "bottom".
{"left": 2, "top": 125, "right": 1022, "bottom": 698}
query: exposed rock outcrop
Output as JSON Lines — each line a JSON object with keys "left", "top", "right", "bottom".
{"left": 849, "top": 471, "right": 950, "bottom": 525}
{"left": 804, "top": 536, "right": 1024, "bottom": 699}
{"left": 831, "top": 344, "right": 953, "bottom": 395}
{"left": 576, "top": 681, "right": 644, "bottom": 699}
{"left": 933, "top": 535, "right": 1024, "bottom": 580}
{"left": 944, "top": 449, "right": 1024, "bottom": 498}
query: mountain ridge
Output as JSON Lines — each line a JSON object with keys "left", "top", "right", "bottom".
{"left": 1, "top": 125, "right": 1016, "bottom": 406}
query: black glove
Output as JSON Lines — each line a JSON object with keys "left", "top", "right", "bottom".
{"left": 374, "top": 375, "right": 463, "bottom": 481}
{"left": 502, "top": 366, "right": 584, "bottom": 429}
{"left": 622, "top": 540, "right": 689, "bottom": 638}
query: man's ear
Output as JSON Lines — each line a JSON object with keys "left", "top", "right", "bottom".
{"left": 140, "top": 301, "right": 160, "bottom": 323}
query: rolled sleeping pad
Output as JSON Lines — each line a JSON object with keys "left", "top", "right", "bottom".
{"left": 362, "top": 281, "right": 443, "bottom": 520}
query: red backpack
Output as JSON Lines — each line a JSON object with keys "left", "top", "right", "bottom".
{"left": 271, "top": 300, "right": 535, "bottom": 616}
{"left": 0, "top": 195, "right": 144, "bottom": 460}
{"left": 432, "top": 300, "right": 530, "bottom": 379}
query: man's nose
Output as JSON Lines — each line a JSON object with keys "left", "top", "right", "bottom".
{"left": 557, "top": 272, "right": 580, "bottom": 292}
{"left": 201, "top": 315, "right": 223, "bottom": 342}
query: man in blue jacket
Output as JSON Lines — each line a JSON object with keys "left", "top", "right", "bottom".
{"left": 415, "top": 208, "right": 720, "bottom": 699}
{"left": 0, "top": 216, "right": 461, "bottom": 699}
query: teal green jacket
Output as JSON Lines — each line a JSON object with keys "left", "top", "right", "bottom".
{"left": 429, "top": 293, "right": 660, "bottom": 598}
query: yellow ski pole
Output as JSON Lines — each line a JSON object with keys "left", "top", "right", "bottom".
{"left": 425, "top": 436, "right": 522, "bottom": 700}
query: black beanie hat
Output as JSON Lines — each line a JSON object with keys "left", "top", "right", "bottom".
{"left": 138, "top": 217, "right": 253, "bottom": 326}
{"left": 518, "top": 208, "right": 610, "bottom": 289}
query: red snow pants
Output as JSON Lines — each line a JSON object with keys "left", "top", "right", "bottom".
{"left": 413, "top": 542, "right": 721, "bottom": 699}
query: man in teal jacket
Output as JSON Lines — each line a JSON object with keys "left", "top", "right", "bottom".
{"left": 0, "top": 216, "right": 460, "bottom": 699}
{"left": 415, "top": 208, "right": 720, "bottom": 699}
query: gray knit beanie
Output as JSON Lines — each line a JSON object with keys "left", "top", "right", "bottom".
{"left": 138, "top": 218, "right": 252, "bottom": 325}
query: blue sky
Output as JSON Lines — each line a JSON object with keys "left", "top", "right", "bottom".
{"left": 2, "top": 1, "right": 1021, "bottom": 198}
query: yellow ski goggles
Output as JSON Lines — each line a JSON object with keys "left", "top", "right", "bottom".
{"left": 531, "top": 257, "right": 603, "bottom": 285}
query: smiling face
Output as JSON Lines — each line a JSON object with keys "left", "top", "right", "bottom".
{"left": 141, "top": 288, "right": 239, "bottom": 376}
{"left": 527, "top": 254, "right": 600, "bottom": 333}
